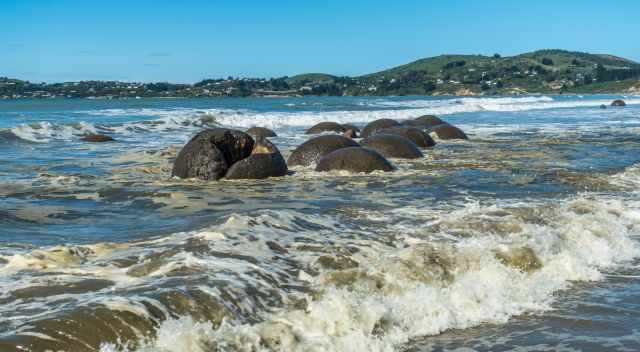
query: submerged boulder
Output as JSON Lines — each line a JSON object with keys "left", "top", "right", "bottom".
{"left": 288, "top": 135, "right": 359, "bottom": 167}
{"left": 430, "top": 124, "right": 468, "bottom": 140}
{"left": 81, "top": 134, "right": 114, "bottom": 142}
{"left": 172, "top": 128, "right": 254, "bottom": 180}
{"left": 305, "top": 122, "right": 346, "bottom": 134}
{"left": 361, "top": 134, "right": 424, "bottom": 159}
{"left": 611, "top": 99, "right": 626, "bottom": 107}
{"left": 405, "top": 115, "right": 445, "bottom": 128}
{"left": 225, "top": 137, "right": 288, "bottom": 179}
{"left": 316, "top": 147, "right": 394, "bottom": 173}
{"left": 599, "top": 104, "right": 607, "bottom": 109}
{"left": 246, "top": 127, "right": 277, "bottom": 139}
{"left": 379, "top": 126, "right": 436, "bottom": 148}
{"left": 361, "top": 119, "right": 401, "bottom": 138}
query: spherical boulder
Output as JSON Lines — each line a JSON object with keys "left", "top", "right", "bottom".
{"left": 430, "top": 124, "right": 469, "bottom": 140}
{"left": 599, "top": 104, "right": 607, "bottom": 109}
{"left": 378, "top": 126, "right": 436, "bottom": 148}
{"left": 405, "top": 115, "right": 445, "bottom": 128}
{"left": 361, "top": 134, "right": 424, "bottom": 159}
{"left": 288, "top": 135, "right": 359, "bottom": 167}
{"left": 225, "top": 137, "right": 288, "bottom": 180}
{"left": 305, "top": 122, "right": 346, "bottom": 134}
{"left": 246, "top": 127, "right": 277, "bottom": 139}
{"left": 361, "top": 119, "right": 401, "bottom": 138}
{"left": 611, "top": 99, "right": 626, "bottom": 107}
{"left": 172, "top": 128, "right": 254, "bottom": 180}
{"left": 316, "top": 147, "right": 394, "bottom": 173}
{"left": 81, "top": 134, "right": 114, "bottom": 142}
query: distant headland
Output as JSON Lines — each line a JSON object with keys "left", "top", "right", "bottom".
{"left": 2, "top": 49, "right": 639, "bottom": 99}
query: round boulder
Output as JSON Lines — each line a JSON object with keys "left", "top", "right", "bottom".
{"left": 430, "top": 124, "right": 469, "bottom": 140}
{"left": 225, "top": 137, "right": 287, "bottom": 180}
{"left": 246, "top": 127, "right": 277, "bottom": 139}
{"left": 361, "top": 134, "right": 424, "bottom": 159}
{"left": 81, "top": 134, "right": 114, "bottom": 142}
{"left": 288, "top": 135, "right": 359, "bottom": 167}
{"left": 599, "top": 104, "right": 607, "bottom": 109}
{"left": 361, "top": 119, "right": 401, "bottom": 138}
{"left": 611, "top": 99, "right": 626, "bottom": 107}
{"left": 305, "top": 122, "right": 346, "bottom": 135}
{"left": 316, "top": 147, "right": 394, "bottom": 173}
{"left": 379, "top": 126, "right": 436, "bottom": 148}
{"left": 405, "top": 115, "right": 445, "bottom": 128}
{"left": 172, "top": 128, "right": 254, "bottom": 180}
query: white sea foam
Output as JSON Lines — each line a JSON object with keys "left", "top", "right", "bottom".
{"left": 10, "top": 121, "right": 98, "bottom": 143}
{"left": 99, "top": 195, "right": 640, "bottom": 352}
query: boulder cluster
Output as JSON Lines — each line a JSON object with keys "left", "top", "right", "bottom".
{"left": 172, "top": 116, "right": 469, "bottom": 180}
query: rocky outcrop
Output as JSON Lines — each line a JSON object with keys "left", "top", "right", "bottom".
{"left": 246, "top": 127, "right": 277, "bottom": 139}
{"left": 315, "top": 147, "right": 394, "bottom": 173}
{"left": 361, "top": 134, "right": 424, "bottom": 159}
{"left": 378, "top": 126, "right": 436, "bottom": 148}
{"left": 287, "top": 135, "right": 359, "bottom": 167}
{"left": 172, "top": 128, "right": 254, "bottom": 180}
{"left": 361, "top": 119, "right": 401, "bottom": 138}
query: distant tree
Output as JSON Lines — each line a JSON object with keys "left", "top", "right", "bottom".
{"left": 542, "top": 58, "right": 554, "bottom": 66}
{"left": 493, "top": 53, "right": 501, "bottom": 59}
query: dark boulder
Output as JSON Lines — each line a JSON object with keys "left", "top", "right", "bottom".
{"left": 379, "top": 126, "right": 436, "bottom": 148}
{"left": 361, "top": 119, "right": 401, "bottom": 138}
{"left": 225, "top": 137, "right": 288, "bottom": 180}
{"left": 599, "top": 104, "right": 607, "bottom": 109}
{"left": 611, "top": 99, "right": 626, "bottom": 107}
{"left": 305, "top": 122, "right": 346, "bottom": 134}
{"left": 361, "top": 134, "right": 424, "bottom": 159}
{"left": 430, "top": 124, "right": 469, "bottom": 140}
{"left": 288, "top": 135, "right": 359, "bottom": 167}
{"left": 316, "top": 147, "right": 394, "bottom": 173}
{"left": 246, "top": 127, "right": 277, "bottom": 138}
{"left": 81, "top": 134, "right": 114, "bottom": 142}
{"left": 172, "top": 128, "right": 254, "bottom": 180}
{"left": 405, "top": 115, "right": 445, "bottom": 128}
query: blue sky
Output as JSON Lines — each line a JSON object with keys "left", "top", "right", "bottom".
{"left": 1, "top": 0, "right": 639, "bottom": 83}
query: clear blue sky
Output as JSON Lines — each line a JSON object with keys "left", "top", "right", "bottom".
{"left": 1, "top": 0, "right": 639, "bottom": 83}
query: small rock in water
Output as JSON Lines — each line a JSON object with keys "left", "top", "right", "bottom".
{"left": 80, "top": 134, "right": 114, "bottom": 142}
{"left": 611, "top": 99, "right": 626, "bottom": 107}
{"left": 315, "top": 147, "right": 394, "bottom": 173}
{"left": 600, "top": 104, "right": 607, "bottom": 109}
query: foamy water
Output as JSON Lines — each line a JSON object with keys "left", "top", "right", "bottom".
{"left": 1, "top": 95, "right": 640, "bottom": 351}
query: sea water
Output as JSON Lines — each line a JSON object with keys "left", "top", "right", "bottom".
{"left": 0, "top": 95, "right": 639, "bottom": 351}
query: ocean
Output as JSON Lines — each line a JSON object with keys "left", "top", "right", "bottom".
{"left": 1, "top": 95, "right": 640, "bottom": 351}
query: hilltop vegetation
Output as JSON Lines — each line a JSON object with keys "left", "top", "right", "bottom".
{"left": 1, "top": 49, "right": 639, "bottom": 99}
